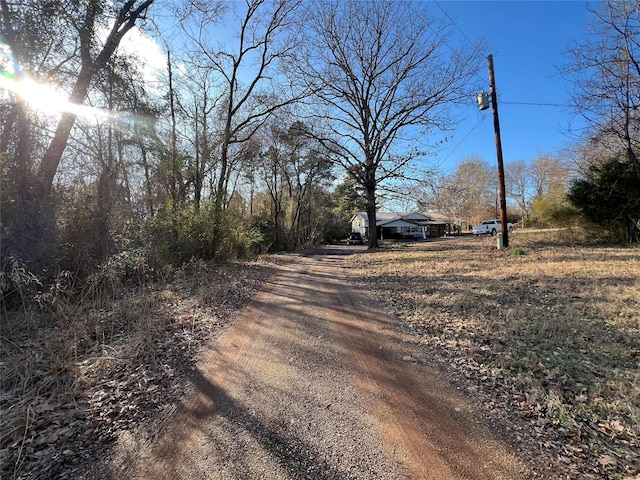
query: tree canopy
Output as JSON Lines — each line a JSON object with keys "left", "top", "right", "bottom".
{"left": 566, "top": 0, "right": 640, "bottom": 175}
{"left": 294, "top": 0, "right": 482, "bottom": 248}
{"left": 567, "top": 157, "right": 640, "bottom": 242}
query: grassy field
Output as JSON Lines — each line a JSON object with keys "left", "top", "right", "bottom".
{"left": 344, "top": 232, "right": 639, "bottom": 479}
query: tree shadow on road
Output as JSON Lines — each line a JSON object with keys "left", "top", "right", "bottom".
{"left": 101, "top": 349, "right": 353, "bottom": 480}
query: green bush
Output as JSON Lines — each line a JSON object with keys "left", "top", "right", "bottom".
{"left": 568, "top": 159, "right": 640, "bottom": 243}
{"left": 142, "top": 203, "right": 265, "bottom": 265}
{"left": 530, "top": 189, "right": 581, "bottom": 228}
{"left": 216, "top": 211, "right": 265, "bottom": 259}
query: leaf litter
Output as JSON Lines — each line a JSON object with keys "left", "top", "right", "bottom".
{"left": 344, "top": 236, "right": 639, "bottom": 479}
{"left": 2, "top": 239, "right": 638, "bottom": 479}
{"left": 1, "top": 260, "right": 277, "bottom": 480}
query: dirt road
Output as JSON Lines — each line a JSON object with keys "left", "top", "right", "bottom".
{"left": 104, "top": 248, "right": 532, "bottom": 479}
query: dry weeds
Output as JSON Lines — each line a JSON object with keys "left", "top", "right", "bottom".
{"left": 2, "top": 237, "right": 638, "bottom": 479}
{"left": 0, "top": 259, "right": 276, "bottom": 480}
{"left": 344, "top": 233, "right": 639, "bottom": 479}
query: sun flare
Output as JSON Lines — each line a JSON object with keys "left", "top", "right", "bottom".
{"left": 1, "top": 74, "right": 66, "bottom": 114}
{"left": 0, "top": 72, "right": 112, "bottom": 121}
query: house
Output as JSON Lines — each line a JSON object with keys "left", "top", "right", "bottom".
{"left": 350, "top": 211, "right": 455, "bottom": 240}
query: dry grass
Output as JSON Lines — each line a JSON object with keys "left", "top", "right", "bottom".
{"left": 345, "top": 232, "right": 639, "bottom": 479}
{"left": 0, "top": 259, "right": 275, "bottom": 479}
{"left": 2, "top": 237, "right": 638, "bottom": 479}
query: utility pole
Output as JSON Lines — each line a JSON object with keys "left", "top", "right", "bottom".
{"left": 487, "top": 54, "right": 509, "bottom": 248}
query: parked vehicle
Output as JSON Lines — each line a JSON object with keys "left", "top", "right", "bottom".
{"left": 472, "top": 219, "right": 513, "bottom": 236}
{"left": 347, "top": 232, "right": 364, "bottom": 245}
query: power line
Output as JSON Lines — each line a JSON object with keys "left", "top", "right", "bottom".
{"left": 432, "top": 0, "right": 487, "bottom": 86}
{"left": 433, "top": 0, "right": 476, "bottom": 47}
{"left": 430, "top": 2, "right": 576, "bottom": 112}
{"left": 437, "top": 116, "right": 487, "bottom": 167}
{"left": 501, "top": 101, "right": 574, "bottom": 108}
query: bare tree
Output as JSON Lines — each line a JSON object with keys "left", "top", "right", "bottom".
{"left": 295, "top": 0, "right": 482, "bottom": 248}
{"left": 177, "top": 61, "right": 220, "bottom": 211}
{"left": 505, "top": 159, "right": 532, "bottom": 223}
{"left": 504, "top": 155, "right": 571, "bottom": 225}
{"left": 420, "top": 157, "right": 497, "bottom": 227}
{"left": 530, "top": 154, "right": 571, "bottom": 198}
{"left": 419, "top": 171, "right": 465, "bottom": 226}
{"left": 176, "top": 0, "right": 305, "bottom": 214}
{"left": 565, "top": 0, "right": 640, "bottom": 175}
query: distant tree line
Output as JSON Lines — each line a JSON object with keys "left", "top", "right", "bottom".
{"left": 421, "top": 0, "right": 639, "bottom": 242}
{"left": 417, "top": 153, "right": 575, "bottom": 229}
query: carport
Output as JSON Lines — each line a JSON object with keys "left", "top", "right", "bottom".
{"left": 378, "top": 218, "right": 426, "bottom": 240}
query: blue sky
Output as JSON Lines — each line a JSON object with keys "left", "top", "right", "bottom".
{"left": 141, "top": 0, "right": 595, "bottom": 176}
{"left": 428, "top": 0, "right": 594, "bottom": 172}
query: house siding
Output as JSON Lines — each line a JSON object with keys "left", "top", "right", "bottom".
{"left": 349, "top": 211, "right": 454, "bottom": 239}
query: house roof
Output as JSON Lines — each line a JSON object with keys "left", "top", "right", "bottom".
{"left": 378, "top": 219, "right": 420, "bottom": 228}
{"left": 350, "top": 211, "right": 453, "bottom": 226}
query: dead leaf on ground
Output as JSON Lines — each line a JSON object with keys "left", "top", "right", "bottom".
{"left": 597, "top": 454, "right": 617, "bottom": 468}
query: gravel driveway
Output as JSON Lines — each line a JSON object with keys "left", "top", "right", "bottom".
{"left": 98, "top": 248, "right": 532, "bottom": 479}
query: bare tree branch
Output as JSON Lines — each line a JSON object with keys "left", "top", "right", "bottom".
{"left": 565, "top": 0, "right": 640, "bottom": 174}
{"left": 294, "top": 0, "right": 483, "bottom": 247}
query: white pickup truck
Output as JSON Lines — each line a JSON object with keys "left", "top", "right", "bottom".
{"left": 472, "top": 219, "right": 514, "bottom": 236}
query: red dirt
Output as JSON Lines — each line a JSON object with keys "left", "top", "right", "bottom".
{"left": 101, "top": 248, "right": 532, "bottom": 479}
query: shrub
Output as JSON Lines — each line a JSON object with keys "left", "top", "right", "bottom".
{"left": 567, "top": 158, "right": 640, "bottom": 243}
{"left": 142, "top": 204, "right": 265, "bottom": 265}
{"left": 0, "top": 256, "right": 42, "bottom": 312}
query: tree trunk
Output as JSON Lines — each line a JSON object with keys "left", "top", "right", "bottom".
{"left": 36, "top": 0, "right": 154, "bottom": 198}
{"left": 140, "top": 143, "right": 155, "bottom": 216}
{"left": 365, "top": 183, "right": 378, "bottom": 249}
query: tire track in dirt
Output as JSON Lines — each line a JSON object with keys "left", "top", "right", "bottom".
{"left": 100, "top": 249, "right": 532, "bottom": 480}
{"left": 312, "top": 250, "right": 531, "bottom": 479}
